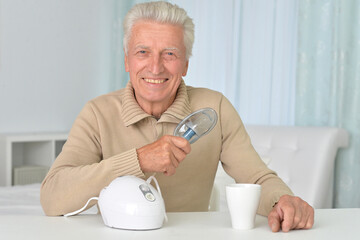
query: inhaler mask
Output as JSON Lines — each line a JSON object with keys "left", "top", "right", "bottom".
{"left": 65, "top": 175, "right": 167, "bottom": 230}
{"left": 174, "top": 108, "right": 218, "bottom": 144}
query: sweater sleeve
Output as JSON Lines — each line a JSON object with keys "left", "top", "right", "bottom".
{"left": 40, "top": 102, "right": 145, "bottom": 216}
{"left": 219, "top": 95, "right": 293, "bottom": 216}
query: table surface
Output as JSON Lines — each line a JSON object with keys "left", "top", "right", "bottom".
{"left": 0, "top": 208, "right": 359, "bottom": 240}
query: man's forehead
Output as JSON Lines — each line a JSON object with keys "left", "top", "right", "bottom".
{"left": 128, "top": 21, "right": 186, "bottom": 53}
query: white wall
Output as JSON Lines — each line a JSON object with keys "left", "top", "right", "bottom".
{"left": 0, "top": 0, "right": 113, "bottom": 133}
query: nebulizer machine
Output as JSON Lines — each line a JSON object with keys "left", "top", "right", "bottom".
{"left": 65, "top": 108, "right": 218, "bottom": 230}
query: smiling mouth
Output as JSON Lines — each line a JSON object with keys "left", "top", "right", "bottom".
{"left": 143, "top": 78, "right": 168, "bottom": 84}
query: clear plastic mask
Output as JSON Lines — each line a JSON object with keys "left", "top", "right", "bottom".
{"left": 174, "top": 108, "right": 218, "bottom": 144}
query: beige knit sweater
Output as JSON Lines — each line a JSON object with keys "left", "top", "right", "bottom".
{"left": 40, "top": 80, "right": 292, "bottom": 216}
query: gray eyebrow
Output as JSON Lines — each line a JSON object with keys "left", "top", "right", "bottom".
{"left": 134, "top": 45, "right": 180, "bottom": 52}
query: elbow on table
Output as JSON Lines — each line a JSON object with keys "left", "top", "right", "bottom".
{"left": 40, "top": 181, "right": 66, "bottom": 216}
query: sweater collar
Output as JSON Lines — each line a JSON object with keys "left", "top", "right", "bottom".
{"left": 122, "top": 80, "right": 192, "bottom": 127}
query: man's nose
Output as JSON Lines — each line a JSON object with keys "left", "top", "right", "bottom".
{"left": 148, "top": 54, "right": 164, "bottom": 74}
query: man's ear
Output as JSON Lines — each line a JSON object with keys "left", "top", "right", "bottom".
{"left": 182, "top": 60, "right": 189, "bottom": 76}
{"left": 124, "top": 50, "right": 129, "bottom": 72}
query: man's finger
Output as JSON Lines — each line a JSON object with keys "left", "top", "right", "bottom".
{"left": 302, "top": 205, "right": 315, "bottom": 229}
{"left": 171, "top": 136, "right": 191, "bottom": 154}
{"left": 268, "top": 210, "right": 282, "bottom": 232}
{"left": 170, "top": 144, "right": 187, "bottom": 164}
{"left": 281, "top": 205, "right": 295, "bottom": 232}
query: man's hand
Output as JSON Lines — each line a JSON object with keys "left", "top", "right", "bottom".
{"left": 268, "top": 195, "right": 314, "bottom": 232}
{"left": 137, "top": 135, "right": 191, "bottom": 176}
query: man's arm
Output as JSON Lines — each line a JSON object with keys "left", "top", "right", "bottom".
{"left": 40, "top": 102, "right": 144, "bottom": 216}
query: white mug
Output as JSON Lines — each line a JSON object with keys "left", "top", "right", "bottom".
{"left": 226, "top": 184, "right": 261, "bottom": 230}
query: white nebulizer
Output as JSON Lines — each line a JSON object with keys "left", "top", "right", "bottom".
{"left": 64, "top": 175, "right": 167, "bottom": 230}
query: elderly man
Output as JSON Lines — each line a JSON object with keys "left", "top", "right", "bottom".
{"left": 40, "top": 1, "right": 314, "bottom": 232}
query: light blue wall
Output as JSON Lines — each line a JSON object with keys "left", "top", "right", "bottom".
{"left": 296, "top": 0, "right": 360, "bottom": 208}
{"left": 0, "top": 0, "right": 114, "bottom": 133}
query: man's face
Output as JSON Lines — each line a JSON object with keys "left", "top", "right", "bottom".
{"left": 124, "top": 21, "right": 189, "bottom": 110}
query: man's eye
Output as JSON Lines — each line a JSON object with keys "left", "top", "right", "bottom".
{"left": 163, "top": 52, "right": 176, "bottom": 60}
{"left": 138, "top": 50, "right": 146, "bottom": 54}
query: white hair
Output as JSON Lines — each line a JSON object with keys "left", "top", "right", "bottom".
{"left": 123, "top": 1, "right": 195, "bottom": 59}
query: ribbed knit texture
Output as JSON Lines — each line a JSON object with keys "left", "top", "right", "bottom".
{"left": 109, "top": 148, "right": 144, "bottom": 178}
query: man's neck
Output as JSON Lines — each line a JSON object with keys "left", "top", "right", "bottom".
{"left": 136, "top": 95, "right": 176, "bottom": 120}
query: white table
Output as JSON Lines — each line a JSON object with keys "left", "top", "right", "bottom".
{"left": 0, "top": 209, "right": 359, "bottom": 239}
